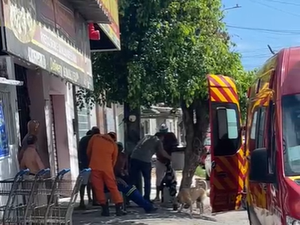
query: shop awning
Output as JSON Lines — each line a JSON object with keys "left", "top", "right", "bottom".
{"left": 0, "top": 78, "right": 23, "bottom": 86}
{"left": 67, "top": 0, "right": 110, "bottom": 23}
{"left": 90, "top": 23, "right": 121, "bottom": 52}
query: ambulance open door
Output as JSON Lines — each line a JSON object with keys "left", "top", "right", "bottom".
{"left": 207, "top": 74, "right": 244, "bottom": 213}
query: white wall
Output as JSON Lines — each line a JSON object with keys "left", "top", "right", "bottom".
{"left": 106, "top": 106, "right": 115, "bottom": 133}
{"left": 0, "top": 59, "right": 23, "bottom": 206}
{"left": 115, "top": 104, "right": 124, "bottom": 143}
{"left": 89, "top": 105, "right": 97, "bottom": 128}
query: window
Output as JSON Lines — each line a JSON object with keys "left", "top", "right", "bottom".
{"left": 268, "top": 102, "right": 276, "bottom": 175}
{"left": 256, "top": 108, "right": 266, "bottom": 149}
{"left": 204, "top": 137, "right": 211, "bottom": 146}
{"left": 227, "top": 109, "right": 238, "bottom": 139}
{"left": 282, "top": 94, "right": 300, "bottom": 175}
{"left": 213, "top": 103, "right": 241, "bottom": 156}
{"left": 250, "top": 111, "right": 258, "bottom": 139}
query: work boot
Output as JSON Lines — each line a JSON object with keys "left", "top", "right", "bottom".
{"left": 115, "top": 203, "right": 127, "bottom": 216}
{"left": 101, "top": 202, "right": 110, "bottom": 217}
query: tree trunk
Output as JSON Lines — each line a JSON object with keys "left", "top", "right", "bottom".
{"left": 180, "top": 99, "right": 209, "bottom": 189}
{"left": 124, "top": 103, "right": 143, "bottom": 193}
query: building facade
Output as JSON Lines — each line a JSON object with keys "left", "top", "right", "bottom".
{"left": 0, "top": 0, "right": 116, "bottom": 181}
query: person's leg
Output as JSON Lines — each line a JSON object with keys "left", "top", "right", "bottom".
{"left": 140, "top": 161, "right": 152, "bottom": 202}
{"left": 155, "top": 161, "right": 165, "bottom": 201}
{"left": 87, "top": 183, "right": 92, "bottom": 203}
{"left": 90, "top": 170, "right": 109, "bottom": 216}
{"left": 103, "top": 170, "right": 125, "bottom": 216}
{"left": 79, "top": 184, "right": 87, "bottom": 208}
{"left": 129, "top": 159, "right": 141, "bottom": 190}
{"left": 117, "top": 177, "right": 157, "bottom": 213}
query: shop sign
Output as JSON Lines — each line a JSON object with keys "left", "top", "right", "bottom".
{"left": 0, "top": 100, "right": 9, "bottom": 158}
{"left": 1, "top": 0, "right": 93, "bottom": 90}
{"left": 99, "top": 0, "right": 120, "bottom": 50}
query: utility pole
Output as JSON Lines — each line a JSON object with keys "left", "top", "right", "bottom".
{"left": 223, "top": 4, "right": 242, "bottom": 11}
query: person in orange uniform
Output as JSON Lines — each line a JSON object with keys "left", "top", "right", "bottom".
{"left": 87, "top": 133, "right": 125, "bottom": 216}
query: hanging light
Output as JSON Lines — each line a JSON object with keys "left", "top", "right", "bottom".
{"left": 88, "top": 23, "right": 100, "bottom": 40}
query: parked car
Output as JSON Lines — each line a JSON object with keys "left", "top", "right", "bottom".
{"left": 199, "top": 134, "right": 211, "bottom": 168}
{"left": 204, "top": 152, "right": 211, "bottom": 180}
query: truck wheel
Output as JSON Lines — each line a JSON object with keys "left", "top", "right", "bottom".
{"left": 205, "top": 172, "right": 210, "bottom": 181}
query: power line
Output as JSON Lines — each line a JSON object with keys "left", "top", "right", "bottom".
{"left": 249, "top": 0, "right": 300, "bottom": 18}
{"left": 263, "top": 0, "right": 300, "bottom": 6}
{"left": 227, "top": 25, "right": 300, "bottom": 34}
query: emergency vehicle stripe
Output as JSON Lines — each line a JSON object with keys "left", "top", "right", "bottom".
{"left": 210, "top": 87, "right": 227, "bottom": 102}
{"left": 214, "top": 164, "right": 230, "bottom": 190}
{"left": 207, "top": 74, "right": 246, "bottom": 210}
{"left": 216, "top": 158, "right": 237, "bottom": 189}
{"left": 213, "top": 76, "right": 239, "bottom": 103}
{"left": 209, "top": 77, "right": 238, "bottom": 104}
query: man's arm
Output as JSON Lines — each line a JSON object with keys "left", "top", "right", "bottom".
{"left": 87, "top": 136, "right": 95, "bottom": 160}
{"left": 35, "top": 151, "right": 45, "bottom": 170}
{"left": 112, "top": 143, "right": 118, "bottom": 166}
{"left": 156, "top": 140, "right": 171, "bottom": 160}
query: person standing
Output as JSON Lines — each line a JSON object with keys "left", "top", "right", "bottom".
{"left": 18, "top": 120, "right": 40, "bottom": 164}
{"left": 154, "top": 124, "right": 178, "bottom": 201}
{"left": 20, "top": 135, "right": 45, "bottom": 174}
{"left": 130, "top": 132, "right": 171, "bottom": 202}
{"left": 77, "top": 127, "right": 100, "bottom": 209}
{"left": 87, "top": 133, "right": 125, "bottom": 216}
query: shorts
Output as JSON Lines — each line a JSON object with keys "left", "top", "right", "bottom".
{"left": 155, "top": 161, "right": 177, "bottom": 187}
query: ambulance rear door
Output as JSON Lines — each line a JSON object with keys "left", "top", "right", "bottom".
{"left": 207, "top": 74, "right": 245, "bottom": 213}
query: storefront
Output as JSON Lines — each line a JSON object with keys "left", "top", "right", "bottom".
{"left": 76, "top": 0, "right": 121, "bottom": 139}
{"left": 0, "top": 0, "right": 109, "bottom": 180}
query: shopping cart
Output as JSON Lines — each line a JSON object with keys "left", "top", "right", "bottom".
{"left": 41, "top": 168, "right": 91, "bottom": 225}
{"left": 0, "top": 168, "right": 50, "bottom": 224}
{"left": 26, "top": 168, "right": 71, "bottom": 224}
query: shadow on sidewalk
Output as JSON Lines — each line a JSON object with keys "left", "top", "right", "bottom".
{"left": 73, "top": 206, "right": 217, "bottom": 224}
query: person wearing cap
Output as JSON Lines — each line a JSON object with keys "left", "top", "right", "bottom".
{"left": 78, "top": 127, "right": 100, "bottom": 209}
{"left": 154, "top": 124, "right": 178, "bottom": 202}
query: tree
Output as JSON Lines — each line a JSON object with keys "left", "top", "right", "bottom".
{"left": 78, "top": 0, "right": 247, "bottom": 188}
{"left": 235, "top": 69, "right": 256, "bottom": 122}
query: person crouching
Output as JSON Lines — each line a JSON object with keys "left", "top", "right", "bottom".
{"left": 109, "top": 133, "right": 157, "bottom": 214}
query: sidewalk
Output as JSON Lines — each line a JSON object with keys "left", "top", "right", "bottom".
{"left": 72, "top": 170, "right": 249, "bottom": 225}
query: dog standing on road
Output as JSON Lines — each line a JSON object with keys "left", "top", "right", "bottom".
{"left": 176, "top": 187, "right": 208, "bottom": 217}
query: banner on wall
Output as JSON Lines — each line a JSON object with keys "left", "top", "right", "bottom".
{"left": 1, "top": 0, "right": 93, "bottom": 90}
{"left": 0, "top": 100, "right": 9, "bottom": 158}
{"left": 99, "top": 0, "right": 120, "bottom": 50}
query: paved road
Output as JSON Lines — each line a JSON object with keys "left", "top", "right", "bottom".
{"left": 73, "top": 207, "right": 249, "bottom": 225}
{"left": 73, "top": 171, "right": 249, "bottom": 224}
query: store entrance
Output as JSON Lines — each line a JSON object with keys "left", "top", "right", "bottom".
{"left": 15, "top": 64, "right": 31, "bottom": 142}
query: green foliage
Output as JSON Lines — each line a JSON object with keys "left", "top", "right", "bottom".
{"left": 77, "top": 0, "right": 250, "bottom": 111}
{"left": 235, "top": 70, "right": 257, "bottom": 122}
{"left": 139, "top": 0, "right": 244, "bottom": 107}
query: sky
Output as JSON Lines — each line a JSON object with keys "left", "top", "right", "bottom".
{"left": 222, "top": 0, "right": 300, "bottom": 70}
